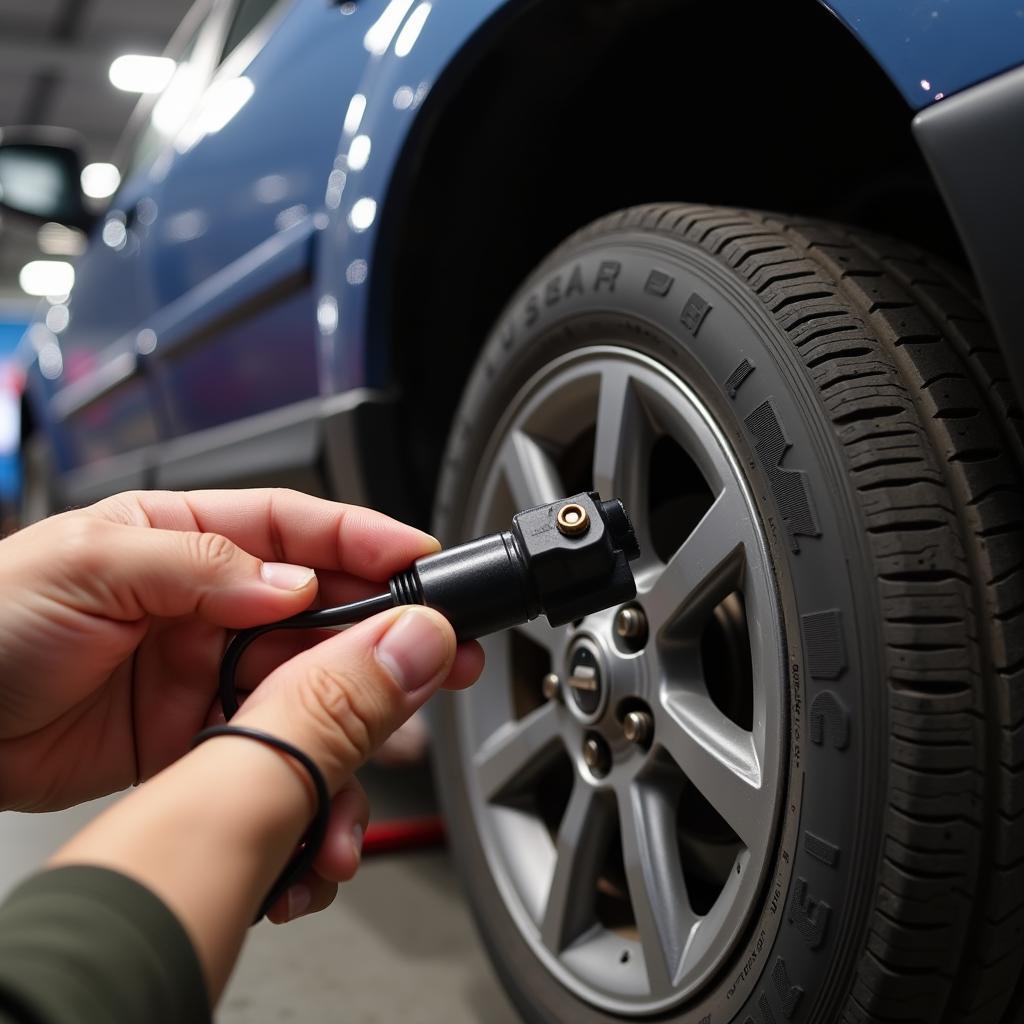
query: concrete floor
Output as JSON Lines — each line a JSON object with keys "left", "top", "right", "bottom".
{"left": 0, "top": 769, "right": 523, "bottom": 1024}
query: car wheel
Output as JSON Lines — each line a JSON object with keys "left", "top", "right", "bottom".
{"left": 431, "top": 205, "right": 1024, "bottom": 1023}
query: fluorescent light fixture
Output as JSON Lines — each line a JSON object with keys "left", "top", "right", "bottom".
{"left": 394, "top": 2, "right": 431, "bottom": 57}
{"left": 45, "top": 304, "right": 70, "bottom": 334}
{"left": 109, "top": 54, "right": 176, "bottom": 93}
{"left": 348, "top": 197, "right": 377, "bottom": 232}
{"left": 19, "top": 260, "right": 74, "bottom": 297}
{"left": 364, "top": 0, "right": 415, "bottom": 55}
{"left": 152, "top": 63, "right": 203, "bottom": 136}
{"left": 81, "top": 162, "right": 121, "bottom": 199}
{"left": 343, "top": 93, "right": 367, "bottom": 135}
{"left": 37, "top": 222, "right": 85, "bottom": 256}
{"left": 348, "top": 134, "right": 371, "bottom": 171}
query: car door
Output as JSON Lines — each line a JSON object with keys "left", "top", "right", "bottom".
{"left": 144, "top": 0, "right": 378, "bottom": 438}
{"left": 48, "top": 0, "right": 227, "bottom": 475}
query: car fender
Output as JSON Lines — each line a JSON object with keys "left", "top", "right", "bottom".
{"left": 315, "top": 0, "right": 1024, "bottom": 397}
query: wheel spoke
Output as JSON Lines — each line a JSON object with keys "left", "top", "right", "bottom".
{"left": 510, "top": 615, "right": 567, "bottom": 659}
{"left": 592, "top": 365, "right": 652, "bottom": 524}
{"left": 619, "top": 782, "right": 695, "bottom": 994}
{"left": 658, "top": 690, "right": 767, "bottom": 850}
{"left": 639, "top": 491, "right": 744, "bottom": 631}
{"left": 502, "top": 429, "right": 564, "bottom": 510}
{"left": 474, "top": 701, "right": 563, "bottom": 801}
{"left": 540, "top": 783, "right": 613, "bottom": 953}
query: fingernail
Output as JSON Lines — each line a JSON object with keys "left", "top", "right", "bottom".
{"left": 351, "top": 824, "right": 364, "bottom": 863}
{"left": 286, "top": 884, "right": 311, "bottom": 921}
{"left": 261, "top": 562, "right": 315, "bottom": 590}
{"left": 375, "top": 608, "right": 452, "bottom": 693}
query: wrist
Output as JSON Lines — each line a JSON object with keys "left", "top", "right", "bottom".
{"left": 50, "top": 732, "right": 319, "bottom": 999}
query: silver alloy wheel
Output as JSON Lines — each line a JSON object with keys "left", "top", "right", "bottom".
{"left": 454, "top": 347, "right": 787, "bottom": 1016}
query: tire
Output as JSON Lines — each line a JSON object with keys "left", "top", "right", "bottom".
{"left": 431, "top": 204, "right": 1024, "bottom": 1023}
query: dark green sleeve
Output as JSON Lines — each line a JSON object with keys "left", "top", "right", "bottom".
{"left": 0, "top": 866, "right": 209, "bottom": 1024}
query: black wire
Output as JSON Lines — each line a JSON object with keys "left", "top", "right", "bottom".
{"left": 191, "top": 724, "right": 331, "bottom": 923}
{"left": 205, "top": 591, "right": 395, "bottom": 924}
{"left": 218, "top": 592, "right": 395, "bottom": 717}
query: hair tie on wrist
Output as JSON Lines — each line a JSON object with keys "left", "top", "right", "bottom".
{"left": 191, "top": 724, "right": 330, "bottom": 923}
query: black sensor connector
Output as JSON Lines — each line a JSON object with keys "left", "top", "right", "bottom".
{"left": 211, "top": 493, "right": 639, "bottom": 921}
{"left": 389, "top": 491, "right": 640, "bottom": 639}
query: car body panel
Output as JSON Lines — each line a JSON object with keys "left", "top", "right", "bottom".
{"left": 823, "top": 0, "right": 1024, "bottom": 108}
{"left": 20, "top": 0, "right": 1024, "bottom": 501}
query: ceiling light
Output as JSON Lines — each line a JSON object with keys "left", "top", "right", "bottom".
{"left": 347, "top": 134, "right": 371, "bottom": 171}
{"left": 19, "top": 260, "right": 74, "bottom": 297}
{"left": 81, "top": 162, "right": 121, "bottom": 199}
{"left": 364, "top": 0, "right": 416, "bottom": 55}
{"left": 348, "top": 197, "right": 376, "bottom": 232}
{"left": 394, "top": 3, "right": 431, "bottom": 57}
{"left": 37, "top": 222, "right": 86, "bottom": 256}
{"left": 109, "top": 55, "right": 176, "bottom": 93}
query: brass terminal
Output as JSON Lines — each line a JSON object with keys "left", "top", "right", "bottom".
{"left": 556, "top": 502, "right": 590, "bottom": 536}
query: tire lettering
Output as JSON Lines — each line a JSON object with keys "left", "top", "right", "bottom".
{"left": 809, "top": 690, "right": 850, "bottom": 749}
{"left": 645, "top": 268, "right": 674, "bottom": 297}
{"left": 681, "top": 291, "right": 712, "bottom": 334}
{"left": 744, "top": 400, "right": 821, "bottom": 552}
{"left": 565, "top": 263, "right": 585, "bottom": 297}
{"left": 788, "top": 877, "right": 831, "bottom": 950}
{"left": 595, "top": 260, "right": 620, "bottom": 292}
{"left": 804, "top": 830, "right": 840, "bottom": 867}
{"left": 801, "top": 609, "right": 847, "bottom": 680}
{"left": 545, "top": 277, "right": 561, "bottom": 307}
{"left": 725, "top": 358, "right": 755, "bottom": 398}
{"left": 524, "top": 293, "right": 539, "bottom": 327}
{"left": 772, "top": 958, "right": 804, "bottom": 1018}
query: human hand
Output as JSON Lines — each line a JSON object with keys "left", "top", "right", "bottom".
{"left": 51, "top": 547, "right": 484, "bottom": 998}
{"left": 0, "top": 488, "right": 477, "bottom": 812}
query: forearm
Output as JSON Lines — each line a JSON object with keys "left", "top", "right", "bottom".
{"left": 49, "top": 736, "right": 311, "bottom": 1000}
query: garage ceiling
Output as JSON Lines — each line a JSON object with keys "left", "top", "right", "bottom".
{"left": 0, "top": 0, "right": 194, "bottom": 303}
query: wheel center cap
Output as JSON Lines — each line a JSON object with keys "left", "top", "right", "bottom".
{"left": 567, "top": 640, "right": 604, "bottom": 717}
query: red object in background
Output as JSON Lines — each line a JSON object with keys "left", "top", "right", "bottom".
{"left": 362, "top": 816, "right": 446, "bottom": 856}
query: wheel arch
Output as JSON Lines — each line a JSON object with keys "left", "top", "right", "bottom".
{"left": 359, "top": 0, "right": 966, "bottom": 518}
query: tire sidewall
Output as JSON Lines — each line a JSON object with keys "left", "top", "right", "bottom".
{"left": 433, "top": 231, "right": 885, "bottom": 1023}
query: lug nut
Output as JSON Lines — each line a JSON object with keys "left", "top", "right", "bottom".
{"left": 542, "top": 672, "right": 560, "bottom": 700}
{"left": 582, "top": 734, "right": 611, "bottom": 778}
{"left": 614, "top": 605, "right": 648, "bottom": 640}
{"left": 623, "top": 710, "right": 653, "bottom": 747}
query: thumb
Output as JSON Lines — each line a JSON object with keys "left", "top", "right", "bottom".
{"left": 233, "top": 607, "right": 455, "bottom": 792}
{"left": 54, "top": 517, "right": 318, "bottom": 627}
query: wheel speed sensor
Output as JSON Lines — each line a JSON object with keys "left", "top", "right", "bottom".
{"left": 196, "top": 492, "right": 641, "bottom": 921}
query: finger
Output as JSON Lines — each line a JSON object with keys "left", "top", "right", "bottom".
{"left": 52, "top": 517, "right": 319, "bottom": 628}
{"left": 234, "top": 606, "right": 456, "bottom": 792}
{"left": 313, "top": 778, "right": 369, "bottom": 882}
{"left": 234, "top": 628, "right": 335, "bottom": 693}
{"left": 265, "top": 872, "right": 338, "bottom": 925}
{"left": 443, "top": 641, "right": 486, "bottom": 691}
{"left": 91, "top": 489, "right": 440, "bottom": 582}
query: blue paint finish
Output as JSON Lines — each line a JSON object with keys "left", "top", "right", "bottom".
{"left": 22, "top": 0, "right": 1024, "bottom": 479}
{"left": 316, "top": 0, "right": 512, "bottom": 396}
{"left": 824, "top": 0, "right": 1024, "bottom": 108}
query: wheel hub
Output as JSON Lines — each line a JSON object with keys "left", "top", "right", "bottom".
{"left": 457, "top": 347, "right": 787, "bottom": 1015}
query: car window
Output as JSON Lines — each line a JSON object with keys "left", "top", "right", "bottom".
{"left": 220, "top": 0, "right": 280, "bottom": 63}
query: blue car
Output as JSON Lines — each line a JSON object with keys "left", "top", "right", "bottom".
{"left": 3, "top": 1, "right": 1024, "bottom": 1020}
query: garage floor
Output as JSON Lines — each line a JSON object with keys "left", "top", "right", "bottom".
{"left": 0, "top": 764, "right": 522, "bottom": 1024}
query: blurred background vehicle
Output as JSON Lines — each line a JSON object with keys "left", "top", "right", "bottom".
{"left": 3, "top": 2, "right": 1024, "bottom": 1023}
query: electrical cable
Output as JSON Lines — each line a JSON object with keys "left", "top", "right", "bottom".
{"left": 218, "top": 592, "right": 395, "bottom": 717}
{"left": 206, "top": 492, "right": 640, "bottom": 925}
{"left": 191, "top": 724, "right": 331, "bottom": 922}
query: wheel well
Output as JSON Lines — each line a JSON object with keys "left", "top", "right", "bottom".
{"left": 379, "top": 0, "right": 963, "bottom": 519}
